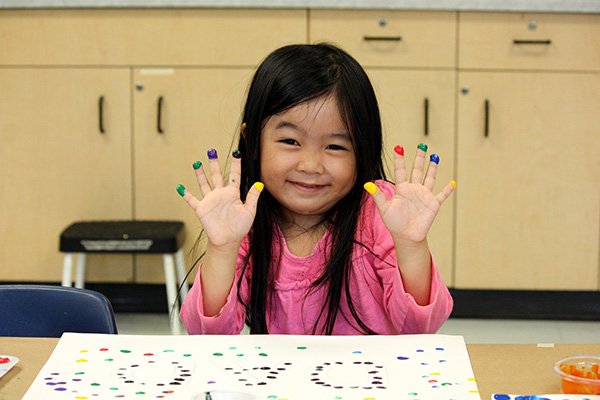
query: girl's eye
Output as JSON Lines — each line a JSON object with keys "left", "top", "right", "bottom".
{"left": 280, "top": 139, "right": 299, "bottom": 146}
{"left": 326, "top": 144, "right": 347, "bottom": 151}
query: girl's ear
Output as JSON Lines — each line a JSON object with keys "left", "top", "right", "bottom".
{"left": 241, "top": 123, "right": 247, "bottom": 139}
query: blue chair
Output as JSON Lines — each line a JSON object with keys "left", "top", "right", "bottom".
{"left": 0, "top": 285, "right": 117, "bottom": 337}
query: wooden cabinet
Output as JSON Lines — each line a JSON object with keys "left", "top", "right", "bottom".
{"left": 0, "top": 68, "right": 133, "bottom": 281}
{"left": 455, "top": 12, "right": 600, "bottom": 290}
{"left": 311, "top": 10, "right": 457, "bottom": 284}
{"left": 2, "top": 8, "right": 599, "bottom": 291}
{"left": 0, "top": 9, "right": 307, "bottom": 283}
{"left": 132, "top": 67, "right": 253, "bottom": 282}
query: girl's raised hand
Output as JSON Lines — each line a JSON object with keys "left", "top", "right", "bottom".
{"left": 177, "top": 149, "right": 263, "bottom": 249}
{"left": 364, "top": 144, "right": 455, "bottom": 245}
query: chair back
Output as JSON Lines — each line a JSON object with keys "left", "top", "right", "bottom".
{"left": 0, "top": 285, "right": 117, "bottom": 337}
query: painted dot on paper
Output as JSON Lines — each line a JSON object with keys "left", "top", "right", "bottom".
{"left": 397, "top": 356, "right": 409, "bottom": 360}
{"left": 297, "top": 346, "right": 307, "bottom": 350}
{"left": 120, "top": 350, "right": 131, "bottom": 353}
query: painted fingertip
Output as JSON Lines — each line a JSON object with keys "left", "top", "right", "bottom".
{"left": 176, "top": 184, "right": 186, "bottom": 197}
{"left": 430, "top": 154, "right": 440, "bottom": 164}
{"left": 363, "top": 182, "right": 378, "bottom": 195}
{"left": 232, "top": 150, "right": 241, "bottom": 159}
{"left": 418, "top": 143, "right": 428, "bottom": 152}
{"left": 394, "top": 145, "right": 404, "bottom": 156}
{"left": 192, "top": 161, "right": 202, "bottom": 170}
{"left": 253, "top": 182, "right": 264, "bottom": 192}
{"left": 207, "top": 149, "right": 218, "bottom": 160}
{"left": 450, "top": 180, "right": 457, "bottom": 190}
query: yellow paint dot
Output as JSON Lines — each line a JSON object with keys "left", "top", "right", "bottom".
{"left": 468, "top": 378, "right": 477, "bottom": 381}
{"left": 76, "top": 359, "right": 88, "bottom": 363}
{"left": 80, "top": 350, "right": 88, "bottom": 353}
{"left": 75, "top": 397, "right": 88, "bottom": 399}
{"left": 430, "top": 372, "right": 441, "bottom": 375}
{"left": 364, "top": 398, "right": 376, "bottom": 400}
{"left": 469, "top": 391, "right": 480, "bottom": 394}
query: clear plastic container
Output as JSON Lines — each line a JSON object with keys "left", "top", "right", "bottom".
{"left": 553, "top": 355, "right": 600, "bottom": 395}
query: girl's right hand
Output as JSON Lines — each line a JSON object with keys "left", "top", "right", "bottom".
{"left": 177, "top": 149, "right": 263, "bottom": 250}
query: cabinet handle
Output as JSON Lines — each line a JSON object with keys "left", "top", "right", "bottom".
{"left": 98, "top": 96, "right": 105, "bottom": 134}
{"left": 157, "top": 96, "right": 164, "bottom": 134}
{"left": 484, "top": 99, "right": 490, "bottom": 138}
{"left": 424, "top": 98, "right": 429, "bottom": 136}
{"left": 363, "top": 36, "right": 402, "bottom": 42}
{"left": 513, "top": 39, "right": 551, "bottom": 45}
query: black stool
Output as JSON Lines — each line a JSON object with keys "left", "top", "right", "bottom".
{"left": 59, "top": 220, "right": 188, "bottom": 334}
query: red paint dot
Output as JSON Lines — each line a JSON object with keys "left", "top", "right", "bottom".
{"left": 144, "top": 353, "right": 154, "bottom": 356}
{"left": 0, "top": 357, "right": 10, "bottom": 364}
{"left": 99, "top": 348, "right": 109, "bottom": 351}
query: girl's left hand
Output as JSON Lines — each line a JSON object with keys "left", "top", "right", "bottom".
{"left": 364, "top": 144, "right": 455, "bottom": 245}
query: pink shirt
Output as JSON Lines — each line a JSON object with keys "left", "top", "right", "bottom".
{"left": 181, "top": 180, "right": 453, "bottom": 335}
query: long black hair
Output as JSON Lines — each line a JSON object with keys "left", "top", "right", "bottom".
{"left": 238, "top": 43, "right": 387, "bottom": 334}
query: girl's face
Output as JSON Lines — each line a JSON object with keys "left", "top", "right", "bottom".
{"left": 260, "top": 95, "right": 357, "bottom": 225}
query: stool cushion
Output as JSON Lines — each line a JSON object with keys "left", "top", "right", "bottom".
{"left": 60, "top": 221, "right": 185, "bottom": 254}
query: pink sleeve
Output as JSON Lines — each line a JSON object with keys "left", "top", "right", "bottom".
{"left": 364, "top": 180, "right": 453, "bottom": 334}
{"left": 180, "top": 241, "right": 249, "bottom": 335}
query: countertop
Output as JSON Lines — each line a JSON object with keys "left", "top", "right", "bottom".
{"left": 1, "top": 0, "right": 600, "bottom": 13}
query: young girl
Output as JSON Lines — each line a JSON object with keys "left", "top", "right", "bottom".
{"left": 177, "top": 43, "right": 456, "bottom": 335}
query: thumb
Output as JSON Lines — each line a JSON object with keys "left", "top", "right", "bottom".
{"left": 244, "top": 182, "right": 264, "bottom": 214}
{"left": 363, "top": 182, "right": 387, "bottom": 211}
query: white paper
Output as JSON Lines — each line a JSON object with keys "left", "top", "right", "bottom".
{"left": 24, "top": 333, "right": 481, "bottom": 400}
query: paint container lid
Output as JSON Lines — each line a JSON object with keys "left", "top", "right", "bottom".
{"left": 192, "top": 391, "right": 256, "bottom": 400}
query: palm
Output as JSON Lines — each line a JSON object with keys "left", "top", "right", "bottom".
{"left": 378, "top": 182, "right": 442, "bottom": 243}
{"left": 367, "top": 145, "right": 454, "bottom": 245}
{"left": 194, "top": 186, "right": 256, "bottom": 247}
{"left": 178, "top": 151, "right": 262, "bottom": 249}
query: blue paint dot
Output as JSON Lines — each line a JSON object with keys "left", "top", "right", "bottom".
{"left": 436, "top": 347, "right": 445, "bottom": 351}
{"left": 493, "top": 395, "right": 511, "bottom": 400}
{"left": 352, "top": 351, "right": 362, "bottom": 354}
{"left": 417, "top": 349, "right": 424, "bottom": 353}
{"left": 397, "top": 356, "right": 409, "bottom": 360}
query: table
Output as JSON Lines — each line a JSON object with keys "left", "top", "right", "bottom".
{"left": 1, "top": 337, "right": 599, "bottom": 400}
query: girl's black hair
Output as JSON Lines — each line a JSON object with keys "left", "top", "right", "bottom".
{"left": 238, "top": 43, "right": 387, "bottom": 334}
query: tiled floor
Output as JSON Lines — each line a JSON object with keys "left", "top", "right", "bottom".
{"left": 114, "top": 313, "right": 600, "bottom": 343}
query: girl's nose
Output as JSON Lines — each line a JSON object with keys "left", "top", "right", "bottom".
{"left": 296, "top": 150, "right": 324, "bottom": 174}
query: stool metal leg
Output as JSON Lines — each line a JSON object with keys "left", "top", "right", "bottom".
{"left": 175, "top": 249, "right": 189, "bottom": 304}
{"left": 75, "top": 253, "right": 87, "bottom": 289}
{"left": 163, "top": 253, "right": 182, "bottom": 335}
{"left": 62, "top": 253, "right": 74, "bottom": 287}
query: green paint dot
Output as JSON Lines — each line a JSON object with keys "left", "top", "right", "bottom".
{"left": 136, "top": 392, "right": 145, "bottom": 395}
{"left": 418, "top": 143, "right": 428, "bottom": 152}
{"left": 442, "top": 383, "right": 452, "bottom": 386}
{"left": 104, "top": 359, "right": 113, "bottom": 361}
{"left": 297, "top": 346, "right": 307, "bottom": 350}
{"left": 334, "top": 397, "right": 342, "bottom": 399}
{"left": 163, "top": 350, "right": 174, "bottom": 353}
{"left": 75, "top": 372, "right": 85, "bottom": 375}
{"left": 91, "top": 383, "right": 100, "bottom": 386}
{"left": 229, "top": 347, "right": 237, "bottom": 350}
{"left": 176, "top": 184, "right": 186, "bottom": 197}
{"left": 254, "top": 346, "right": 261, "bottom": 349}
{"left": 120, "top": 350, "right": 131, "bottom": 353}
{"left": 267, "top": 396, "right": 277, "bottom": 399}
{"left": 259, "top": 353, "right": 268, "bottom": 357}
{"left": 236, "top": 353, "right": 244, "bottom": 357}
{"left": 409, "top": 393, "right": 418, "bottom": 396}
{"left": 192, "top": 161, "right": 202, "bottom": 170}
{"left": 213, "top": 353, "right": 223, "bottom": 356}
{"left": 110, "top": 387, "right": 118, "bottom": 391}
{"left": 183, "top": 354, "right": 191, "bottom": 357}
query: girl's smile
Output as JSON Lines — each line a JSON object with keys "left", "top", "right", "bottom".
{"left": 260, "top": 95, "right": 357, "bottom": 226}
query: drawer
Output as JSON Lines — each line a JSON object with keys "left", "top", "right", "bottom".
{"left": 459, "top": 12, "right": 600, "bottom": 71}
{"left": 310, "top": 10, "right": 456, "bottom": 68}
{"left": 0, "top": 9, "right": 307, "bottom": 66}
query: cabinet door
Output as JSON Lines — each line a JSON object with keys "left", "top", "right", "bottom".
{"left": 132, "top": 68, "right": 252, "bottom": 283}
{"left": 368, "top": 70, "right": 456, "bottom": 285}
{"left": 0, "top": 68, "right": 133, "bottom": 281}
{"left": 455, "top": 71, "right": 600, "bottom": 290}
